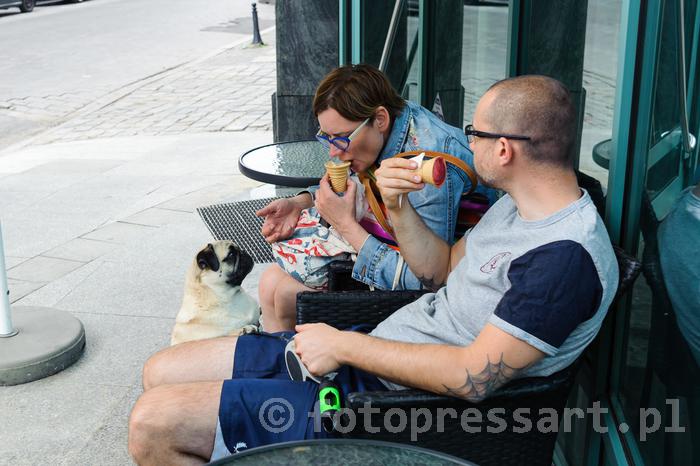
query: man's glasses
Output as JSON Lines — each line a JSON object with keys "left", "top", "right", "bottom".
{"left": 316, "top": 117, "right": 370, "bottom": 152}
{"left": 464, "top": 124, "right": 531, "bottom": 144}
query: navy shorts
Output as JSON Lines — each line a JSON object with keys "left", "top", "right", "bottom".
{"left": 213, "top": 331, "right": 388, "bottom": 457}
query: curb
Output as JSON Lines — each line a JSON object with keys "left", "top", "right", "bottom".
{"left": 0, "top": 25, "right": 277, "bottom": 157}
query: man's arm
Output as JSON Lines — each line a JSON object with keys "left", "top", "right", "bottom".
{"left": 295, "top": 323, "right": 544, "bottom": 402}
{"left": 374, "top": 158, "right": 466, "bottom": 290}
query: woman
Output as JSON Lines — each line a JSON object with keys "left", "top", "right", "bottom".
{"left": 256, "top": 64, "right": 489, "bottom": 332}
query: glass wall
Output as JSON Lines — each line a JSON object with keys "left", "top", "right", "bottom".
{"left": 579, "top": 0, "right": 623, "bottom": 188}
{"left": 461, "top": 2, "right": 509, "bottom": 125}
{"left": 613, "top": 0, "right": 700, "bottom": 463}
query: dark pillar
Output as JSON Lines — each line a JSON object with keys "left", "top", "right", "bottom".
{"left": 420, "top": 0, "right": 465, "bottom": 127}
{"left": 512, "top": 0, "right": 589, "bottom": 164}
{"left": 273, "top": 0, "right": 339, "bottom": 142}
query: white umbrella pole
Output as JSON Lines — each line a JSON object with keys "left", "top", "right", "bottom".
{"left": 0, "top": 221, "right": 17, "bottom": 337}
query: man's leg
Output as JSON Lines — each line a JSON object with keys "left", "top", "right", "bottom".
{"left": 143, "top": 336, "right": 238, "bottom": 391}
{"left": 129, "top": 381, "right": 221, "bottom": 466}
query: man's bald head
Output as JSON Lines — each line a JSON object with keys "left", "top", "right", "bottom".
{"left": 482, "top": 75, "right": 576, "bottom": 168}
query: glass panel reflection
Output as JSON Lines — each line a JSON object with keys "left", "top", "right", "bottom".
{"left": 615, "top": 1, "right": 700, "bottom": 464}
{"left": 461, "top": 3, "right": 509, "bottom": 125}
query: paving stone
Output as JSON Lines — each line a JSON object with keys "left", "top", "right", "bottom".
{"left": 81, "top": 221, "right": 159, "bottom": 244}
{"left": 42, "top": 238, "right": 117, "bottom": 263}
{"left": 7, "top": 255, "right": 85, "bottom": 283}
{"left": 6, "top": 278, "right": 46, "bottom": 303}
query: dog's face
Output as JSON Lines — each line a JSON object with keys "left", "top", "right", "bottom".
{"left": 195, "top": 241, "right": 254, "bottom": 288}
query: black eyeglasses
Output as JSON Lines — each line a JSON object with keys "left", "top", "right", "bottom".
{"left": 464, "top": 124, "right": 531, "bottom": 144}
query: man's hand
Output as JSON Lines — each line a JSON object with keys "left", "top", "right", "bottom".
{"left": 374, "top": 158, "right": 424, "bottom": 210}
{"left": 256, "top": 196, "right": 307, "bottom": 243}
{"left": 294, "top": 323, "right": 344, "bottom": 377}
{"left": 314, "top": 175, "right": 357, "bottom": 230}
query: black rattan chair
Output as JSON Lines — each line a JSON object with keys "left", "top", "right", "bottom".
{"left": 296, "top": 246, "right": 641, "bottom": 466}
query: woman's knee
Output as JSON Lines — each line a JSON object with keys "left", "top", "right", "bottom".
{"left": 258, "top": 264, "right": 283, "bottom": 309}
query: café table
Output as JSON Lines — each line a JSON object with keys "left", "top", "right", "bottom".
{"left": 238, "top": 139, "right": 328, "bottom": 187}
{"left": 207, "top": 439, "right": 477, "bottom": 465}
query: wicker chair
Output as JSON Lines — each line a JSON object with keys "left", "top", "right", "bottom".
{"left": 296, "top": 247, "right": 641, "bottom": 465}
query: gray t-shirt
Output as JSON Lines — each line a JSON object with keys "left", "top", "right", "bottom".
{"left": 370, "top": 190, "right": 618, "bottom": 389}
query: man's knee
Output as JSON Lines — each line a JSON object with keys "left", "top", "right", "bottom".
{"left": 128, "top": 388, "right": 170, "bottom": 463}
{"left": 142, "top": 349, "right": 172, "bottom": 391}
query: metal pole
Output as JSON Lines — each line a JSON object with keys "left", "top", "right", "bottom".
{"left": 251, "top": 2, "right": 264, "bottom": 45}
{"left": 379, "top": 0, "right": 404, "bottom": 72}
{"left": 0, "top": 221, "right": 17, "bottom": 337}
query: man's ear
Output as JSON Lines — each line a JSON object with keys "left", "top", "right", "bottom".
{"left": 373, "top": 106, "right": 391, "bottom": 132}
{"left": 496, "top": 137, "right": 515, "bottom": 167}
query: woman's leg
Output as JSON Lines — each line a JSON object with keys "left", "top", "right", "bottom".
{"left": 269, "top": 273, "right": 317, "bottom": 332}
{"left": 258, "top": 264, "right": 285, "bottom": 331}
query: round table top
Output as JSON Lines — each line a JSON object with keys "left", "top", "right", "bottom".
{"left": 208, "top": 439, "right": 476, "bottom": 465}
{"left": 592, "top": 138, "right": 611, "bottom": 169}
{"left": 238, "top": 140, "right": 328, "bottom": 187}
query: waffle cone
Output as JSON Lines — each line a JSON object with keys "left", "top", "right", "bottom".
{"left": 325, "top": 161, "right": 351, "bottom": 193}
{"left": 415, "top": 157, "right": 446, "bottom": 187}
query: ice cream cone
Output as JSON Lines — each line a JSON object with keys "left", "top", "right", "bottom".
{"left": 415, "top": 157, "right": 447, "bottom": 187}
{"left": 325, "top": 161, "right": 351, "bottom": 193}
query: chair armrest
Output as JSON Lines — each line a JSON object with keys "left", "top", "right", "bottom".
{"left": 346, "top": 361, "right": 577, "bottom": 409}
{"left": 296, "top": 290, "right": 429, "bottom": 329}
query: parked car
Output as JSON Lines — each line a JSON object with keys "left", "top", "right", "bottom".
{"left": 0, "top": 0, "right": 86, "bottom": 14}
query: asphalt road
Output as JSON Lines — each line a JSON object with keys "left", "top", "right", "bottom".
{"left": 0, "top": 0, "right": 275, "bottom": 150}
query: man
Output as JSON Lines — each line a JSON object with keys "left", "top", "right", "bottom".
{"left": 128, "top": 75, "right": 617, "bottom": 465}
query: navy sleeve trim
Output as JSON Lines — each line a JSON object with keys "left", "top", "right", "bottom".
{"left": 494, "top": 240, "right": 603, "bottom": 348}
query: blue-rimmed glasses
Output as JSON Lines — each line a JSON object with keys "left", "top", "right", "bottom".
{"left": 464, "top": 124, "right": 531, "bottom": 144}
{"left": 316, "top": 117, "right": 370, "bottom": 152}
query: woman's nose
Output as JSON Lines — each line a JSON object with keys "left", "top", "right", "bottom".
{"left": 329, "top": 144, "right": 345, "bottom": 159}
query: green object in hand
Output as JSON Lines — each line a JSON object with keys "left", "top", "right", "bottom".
{"left": 319, "top": 384, "right": 341, "bottom": 413}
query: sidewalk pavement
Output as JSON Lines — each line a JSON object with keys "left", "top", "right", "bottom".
{"left": 0, "top": 30, "right": 278, "bottom": 466}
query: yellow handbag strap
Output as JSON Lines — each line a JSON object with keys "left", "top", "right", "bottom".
{"left": 357, "top": 151, "right": 478, "bottom": 241}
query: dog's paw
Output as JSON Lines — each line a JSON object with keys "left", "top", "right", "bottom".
{"left": 234, "top": 324, "right": 260, "bottom": 336}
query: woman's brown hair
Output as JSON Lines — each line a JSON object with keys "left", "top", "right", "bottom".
{"left": 312, "top": 64, "right": 405, "bottom": 122}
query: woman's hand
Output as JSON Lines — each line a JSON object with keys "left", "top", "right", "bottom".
{"left": 374, "top": 158, "right": 424, "bottom": 210}
{"left": 256, "top": 196, "right": 308, "bottom": 243}
{"left": 314, "top": 175, "right": 357, "bottom": 231}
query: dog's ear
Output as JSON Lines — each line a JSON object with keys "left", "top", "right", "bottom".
{"left": 196, "top": 244, "right": 220, "bottom": 271}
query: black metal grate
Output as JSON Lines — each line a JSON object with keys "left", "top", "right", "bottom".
{"left": 197, "top": 197, "right": 283, "bottom": 264}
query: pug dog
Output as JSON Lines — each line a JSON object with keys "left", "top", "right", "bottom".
{"left": 171, "top": 241, "right": 259, "bottom": 346}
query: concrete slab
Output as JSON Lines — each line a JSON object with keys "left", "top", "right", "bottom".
{"left": 81, "top": 221, "right": 159, "bottom": 244}
{"left": 0, "top": 380, "right": 130, "bottom": 465}
{"left": 42, "top": 238, "right": 117, "bottom": 263}
{"left": 4, "top": 255, "right": 29, "bottom": 269}
{"left": 7, "top": 256, "right": 85, "bottom": 283}
{"left": 120, "top": 207, "right": 194, "bottom": 228}
{"left": 7, "top": 278, "right": 46, "bottom": 304}
{"left": 22, "top": 159, "right": 125, "bottom": 175}
{"left": 47, "top": 312, "right": 173, "bottom": 387}
{"left": 59, "top": 386, "right": 142, "bottom": 466}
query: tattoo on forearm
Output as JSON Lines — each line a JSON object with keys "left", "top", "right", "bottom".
{"left": 417, "top": 274, "right": 444, "bottom": 291}
{"left": 442, "top": 354, "right": 529, "bottom": 402}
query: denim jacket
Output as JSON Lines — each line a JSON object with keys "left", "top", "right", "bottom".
{"left": 311, "top": 100, "right": 492, "bottom": 290}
